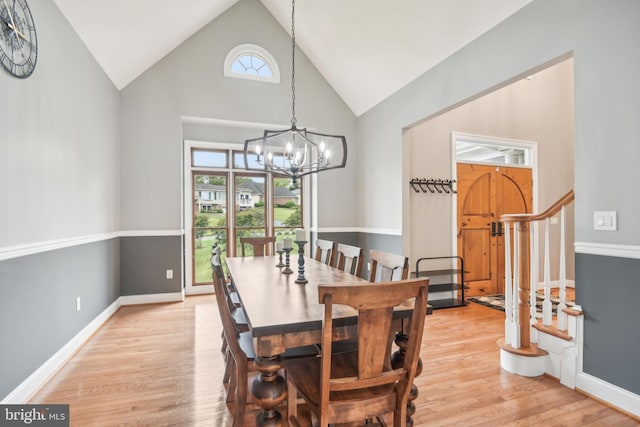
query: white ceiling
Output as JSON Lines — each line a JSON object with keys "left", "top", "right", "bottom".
{"left": 53, "top": 0, "right": 533, "bottom": 116}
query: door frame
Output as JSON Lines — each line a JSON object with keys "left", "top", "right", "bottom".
{"left": 450, "top": 132, "right": 539, "bottom": 261}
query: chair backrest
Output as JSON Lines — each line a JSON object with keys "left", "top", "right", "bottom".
{"left": 239, "top": 236, "right": 276, "bottom": 256}
{"left": 317, "top": 278, "right": 429, "bottom": 418}
{"left": 334, "top": 243, "right": 364, "bottom": 277}
{"left": 211, "top": 256, "right": 245, "bottom": 360}
{"left": 211, "top": 255, "right": 240, "bottom": 327}
{"left": 368, "top": 249, "right": 409, "bottom": 282}
{"left": 314, "top": 239, "right": 336, "bottom": 266}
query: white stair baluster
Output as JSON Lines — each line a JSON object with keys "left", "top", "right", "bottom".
{"left": 530, "top": 222, "right": 538, "bottom": 333}
{"left": 557, "top": 206, "right": 568, "bottom": 330}
{"left": 543, "top": 217, "right": 553, "bottom": 325}
{"left": 504, "top": 221, "right": 514, "bottom": 346}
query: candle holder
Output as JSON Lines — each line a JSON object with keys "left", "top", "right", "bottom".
{"left": 282, "top": 248, "right": 294, "bottom": 274}
{"left": 276, "top": 249, "right": 285, "bottom": 267}
{"left": 295, "top": 240, "right": 308, "bottom": 284}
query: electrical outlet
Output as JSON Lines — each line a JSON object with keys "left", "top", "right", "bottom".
{"left": 166, "top": 269, "right": 173, "bottom": 279}
{"left": 76, "top": 297, "right": 81, "bottom": 312}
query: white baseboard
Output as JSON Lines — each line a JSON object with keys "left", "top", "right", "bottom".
{"left": 119, "top": 292, "right": 184, "bottom": 305}
{"left": 576, "top": 372, "right": 640, "bottom": 418}
{"left": 1, "top": 298, "right": 122, "bottom": 404}
{"left": 185, "top": 285, "right": 214, "bottom": 296}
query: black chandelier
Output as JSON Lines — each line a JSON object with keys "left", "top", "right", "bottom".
{"left": 243, "top": 0, "right": 347, "bottom": 183}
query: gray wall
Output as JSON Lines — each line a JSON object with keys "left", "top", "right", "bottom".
{"left": 120, "top": 236, "right": 182, "bottom": 296}
{"left": 0, "top": 240, "right": 120, "bottom": 399}
{"left": 358, "top": 0, "right": 640, "bottom": 395}
{"left": 0, "top": 0, "right": 121, "bottom": 400}
{"left": 316, "top": 231, "right": 403, "bottom": 280}
{"left": 577, "top": 254, "right": 640, "bottom": 395}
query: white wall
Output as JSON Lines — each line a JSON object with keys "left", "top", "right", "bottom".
{"left": 0, "top": 0, "right": 120, "bottom": 248}
{"left": 406, "top": 59, "right": 575, "bottom": 278}
{"left": 119, "top": 0, "right": 357, "bottom": 233}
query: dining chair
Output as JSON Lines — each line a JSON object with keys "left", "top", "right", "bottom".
{"left": 285, "top": 278, "right": 429, "bottom": 427}
{"left": 239, "top": 236, "right": 276, "bottom": 256}
{"left": 211, "top": 253, "right": 249, "bottom": 382}
{"left": 368, "top": 249, "right": 409, "bottom": 282}
{"left": 211, "top": 255, "right": 319, "bottom": 426}
{"left": 211, "top": 255, "right": 255, "bottom": 426}
{"left": 334, "top": 243, "right": 364, "bottom": 277}
{"left": 314, "top": 239, "right": 336, "bottom": 266}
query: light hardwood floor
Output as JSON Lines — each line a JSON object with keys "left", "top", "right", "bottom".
{"left": 29, "top": 295, "right": 637, "bottom": 426}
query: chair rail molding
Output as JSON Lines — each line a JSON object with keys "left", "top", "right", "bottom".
{"left": 0, "top": 230, "right": 184, "bottom": 261}
{"left": 574, "top": 242, "right": 640, "bottom": 260}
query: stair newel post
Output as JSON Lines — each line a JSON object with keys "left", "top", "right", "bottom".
{"left": 542, "top": 217, "right": 553, "bottom": 325}
{"left": 517, "top": 220, "right": 531, "bottom": 349}
{"left": 557, "top": 205, "right": 568, "bottom": 330}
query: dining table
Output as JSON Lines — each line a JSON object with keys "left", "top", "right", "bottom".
{"left": 225, "top": 254, "right": 424, "bottom": 426}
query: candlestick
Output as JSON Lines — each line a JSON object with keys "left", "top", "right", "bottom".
{"left": 282, "top": 247, "right": 294, "bottom": 274}
{"left": 295, "top": 240, "right": 308, "bottom": 284}
{"left": 276, "top": 248, "right": 285, "bottom": 267}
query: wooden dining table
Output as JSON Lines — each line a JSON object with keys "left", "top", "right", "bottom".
{"left": 225, "top": 254, "right": 423, "bottom": 426}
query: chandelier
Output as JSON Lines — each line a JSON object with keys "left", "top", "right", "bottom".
{"left": 243, "top": 0, "right": 347, "bottom": 183}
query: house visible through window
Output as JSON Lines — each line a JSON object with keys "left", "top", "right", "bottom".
{"left": 223, "top": 44, "right": 280, "bottom": 83}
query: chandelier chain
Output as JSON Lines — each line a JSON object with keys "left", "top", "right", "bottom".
{"left": 290, "top": 0, "right": 297, "bottom": 127}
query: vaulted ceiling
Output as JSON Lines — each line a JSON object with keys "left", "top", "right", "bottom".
{"left": 53, "top": 0, "right": 532, "bottom": 116}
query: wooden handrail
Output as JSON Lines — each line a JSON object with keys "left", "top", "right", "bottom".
{"left": 500, "top": 189, "right": 574, "bottom": 223}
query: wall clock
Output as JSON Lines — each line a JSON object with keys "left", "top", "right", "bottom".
{"left": 0, "top": 0, "right": 37, "bottom": 78}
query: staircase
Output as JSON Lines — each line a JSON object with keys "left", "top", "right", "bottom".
{"left": 497, "top": 190, "right": 583, "bottom": 388}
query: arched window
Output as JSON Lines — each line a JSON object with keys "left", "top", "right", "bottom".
{"left": 224, "top": 44, "right": 280, "bottom": 83}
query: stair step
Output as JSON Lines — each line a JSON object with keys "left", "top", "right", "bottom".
{"left": 533, "top": 323, "right": 571, "bottom": 341}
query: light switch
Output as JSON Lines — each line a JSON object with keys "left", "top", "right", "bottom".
{"left": 594, "top": 211, "right": 617, "bottom": 231}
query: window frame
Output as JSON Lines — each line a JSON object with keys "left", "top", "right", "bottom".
{"left": 223, "top": 44, "right": 280, "bottom": 84}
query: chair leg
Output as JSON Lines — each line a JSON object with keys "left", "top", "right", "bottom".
{"left": 232, "top": 358, "right": 248, "bottom": 427}
{"left": 286, "top": 374, "right": 299, "bottom": 425}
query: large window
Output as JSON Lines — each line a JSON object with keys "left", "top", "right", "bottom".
{"left": 189, "top": 147, "right": 302, "bottom": 285}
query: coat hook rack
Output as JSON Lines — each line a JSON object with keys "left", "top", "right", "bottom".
{"left": 409, "top": 178, "right": 456, "bottom": 194}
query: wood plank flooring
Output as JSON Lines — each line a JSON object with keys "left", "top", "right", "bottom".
{"left": 29, "top": 295, "right": 637, "bottom": 426}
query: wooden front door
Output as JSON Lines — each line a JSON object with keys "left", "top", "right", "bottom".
{"left": 457, "top": 163, "right": 532, "bottom": 296}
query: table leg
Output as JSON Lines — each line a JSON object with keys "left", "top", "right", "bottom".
{"left": 251, "top": 355, "right": 286, "bottom": 426}
{"left": 391, "top": 332, "right": 423, "bottom": 427}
